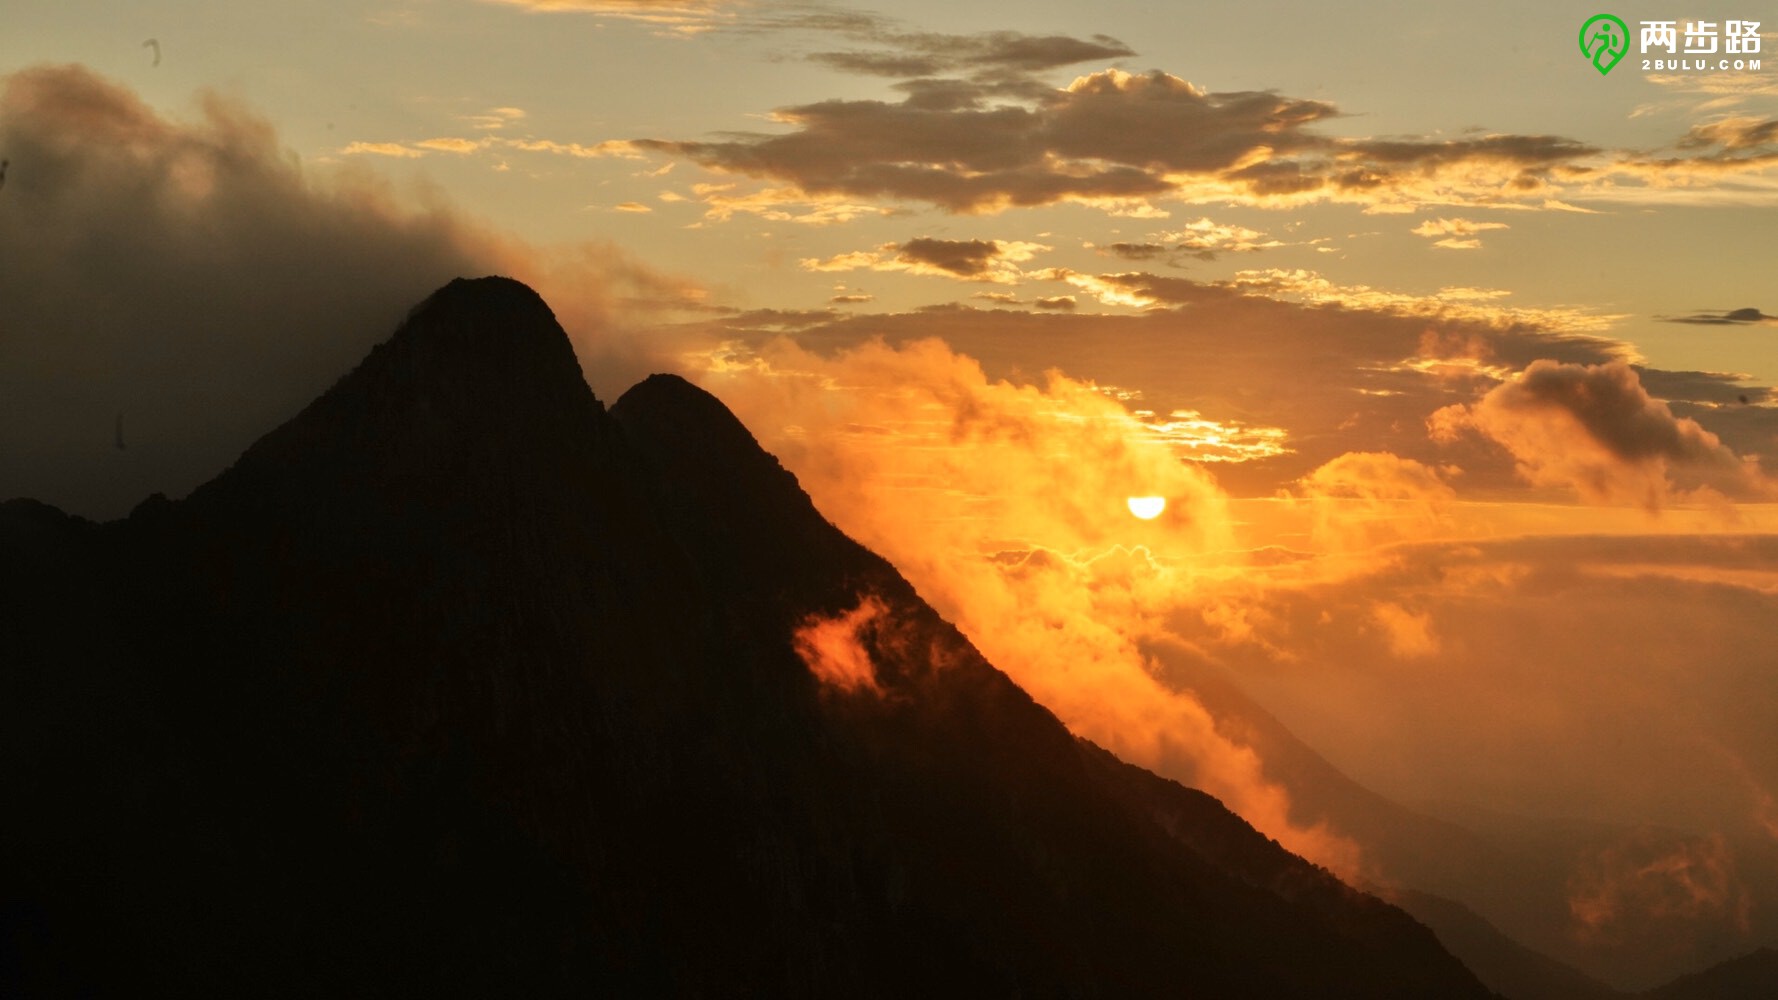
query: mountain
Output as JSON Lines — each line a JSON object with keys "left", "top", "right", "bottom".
{"left": 1, "top": 276, "right": 1494, "bottom": 997}
{"left": 1644, "top": 947, "right": 1778, "bottom": 1000}
{"left": 1384, "top": 889, "right": 1623, "bottom": 1000}
{"left": 1160, "top": 624, "right": 1778, "bottom": 994}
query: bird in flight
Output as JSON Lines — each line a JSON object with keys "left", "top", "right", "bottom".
{"left": 143, "top": 39, "right": 161, "bottom": 67}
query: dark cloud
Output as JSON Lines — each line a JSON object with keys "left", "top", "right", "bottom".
{"left": 1432, "top": 361, "right": 1769, "bottom": 507}
{"left": 1621, "top": 118, "right": 1778, "bottom": 178}
{"left": 802, "top": 236, "right": 1047, "bottom": 283}
{"left": 1348, "top": 133, "right": 1595, "bottom": 169}
{"left": 0, "top": 66, "right": 700, "bottom": 519}
{"left": 1675, "top": 117, "right": 1778, "bottom": 152}
{"left": 1662, "top": 307, "right": 1778, "bottom": 326}
{"left": 1033, "top": 296, "right": 1076, "bottom": 311}
{"left": 643, "top": 69, "right": 1601, "bottom": 214}
{"left": 0, "top": 66, "right": 499, "bottom": 518}
{"left": 1635, "top": 367, "right": 1774, "bottom": 405}
{"left": 1502, "top": 362, "right": 1739, "bottom": 465}
{"left": 895, "top": 237, "right": 1001, "bottom": 277}
{"left": 719, "top": 306, "right": 842, "bottom": 329}
{"left": 1098, "top": 242, "right": 1174, "bottom": 261}
{"left": 638, "top": 75, "right": 1179, "bottom": 213}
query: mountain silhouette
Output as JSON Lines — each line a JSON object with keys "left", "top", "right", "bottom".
{"left": 1, "top": 276, "right": 1495, "bottom": 997}
{"left": 1644, "top": 947, "right": 1778, "bottom": 1000}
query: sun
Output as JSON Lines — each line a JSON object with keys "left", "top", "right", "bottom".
{"left": 1126, "top": 496, "right": 1166, "bottom": 520}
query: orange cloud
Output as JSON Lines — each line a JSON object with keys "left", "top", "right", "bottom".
{"left": 793, "top": 596, "right": 888, "bottom": 696}
{"left": 341, "top": 136, "right": 641, "bottom": 160}
{"left": 1369, "top": 601, "right": 1439, "bottom": 659}
{"left": 693, "top": 334, "right": 1362, "bottom": 874}
{"left": 689, "top": 183, "right": 894, "bottom": 225}
{"left": 1226, "top": 269, "right": 1622, "bottom": 334}
{"left": 1295, "top": 452, "right": 1457, "bottom": 549}
{"left": 340, "top": 140, "right": 425, "bottom": 158}
{"left": 416, "top": 136, "right": 489, "bottom": 154}
{"left": 476, "top": 0, "right": 735, "bottom": 34}
{"left": 1410, "top": 216, "right": 1509, "bottom": 250}
{"left": 1091, "top": 217, "right": 1295, "bottom": 264}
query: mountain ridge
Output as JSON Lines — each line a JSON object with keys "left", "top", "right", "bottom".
{"left": 3, "top": 275, "right": 1495, "bottom": 996}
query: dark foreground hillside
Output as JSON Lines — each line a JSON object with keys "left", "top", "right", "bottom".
{"left": 0, "top": 277, "right": 1494, "bottom": 997}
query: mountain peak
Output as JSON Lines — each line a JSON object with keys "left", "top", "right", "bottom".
{"left": 181, "top": 275, "right": 607, "bottom": 520}
{"left": 399, "top": 275, "right": 564, "bottom": 357}
{"left": 376, "top": 274, "right": 585, "bottom": 410}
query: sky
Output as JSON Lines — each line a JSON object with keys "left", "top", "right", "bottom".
{"left": 4, "top": 0, "right": 1778, "bottom": 985}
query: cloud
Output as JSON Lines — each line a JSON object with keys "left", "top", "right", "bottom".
{"left": 793, "top": 596, "right": 889, "bottom": 696}
{"left": 1430, "top": 360, "right": 1771, "bottom": 508}
{"left": 458, "top": 106, "right": 527, "bottom": 131}
{"left": 693, "top": 334, "right": 1359, "bottom": 873}
{"left": 1153, "top": 217, "right": 1283, "bottom": 256}
{"left": 1301, "top": 452, "right": 1457, "bottom": 504}
{"left": 1295, "top": 452, "right": 1456, "bottom": 549}
{"left": 1675, "top": 116, "right": 1778, "bottom": 153}
{"left": 679, "top": 276, "right": 1778, "bottom": 968}
{"left": 1637, "top": 71, "right": 1778, "bottom": 118}
{"left": 688, "top": 182, "right": 894, "bottom": 225}
{"left": 808, "top": 28, "right": 1134, "bottom": 78}
{"left": 1035, "top": 265, "right": 1622, "bottom": 339}
{"left": 475, "top": 0, "right": 736, "bottom": 34}
{"left": 341, "top": 140, "right": 426, "bottom": 158}
{"left": 683, "top": 266, "right": 1771, "bottom": 498}
{"left": 639, "top": 68, "right": 1606, "bottom": 215}
{"left": 1092, "top": 218, "right": 1287, "bottom": 263}
{"left": 1096, "top": 242, "right": 1174, "bottom": 261}
{"left": 343, "top": 136, "right": 642, "bottom": 160}
{"left": 688, "top": 330, "right": 1778, "bottom": 902}
{"left": 802, "top": 237, "right": 1049, "bottom": 283}
{"left": 1369, "top": 601, "right": 1438, "bottom": 659}
{"left": 1410, "top": 216, "right": 1509, "bottom": 250}
{"left": 0, "top": 65, "right": 708, "bottom": 519}
{"left": 1224, "top": 269, "right": 1622, "bottom": 333}
{"left": 1662, "top": 307, "right": 1778, "bottom": 326}
{"left": 415, "top": 137, "right": 487, "bottom": 154}
{"left": 1568, "top": 831, "right": 1753, "bottom": 962}
{"left": 1597, "top": 118, "right": 1778, "bottom": 203}
{"left": 1163, "top": 528, "right": 1778, "bottom": 981}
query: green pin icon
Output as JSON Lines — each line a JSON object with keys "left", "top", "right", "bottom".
{"left": 1580, "top": 14, "right": 1630, "bottom": 75}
